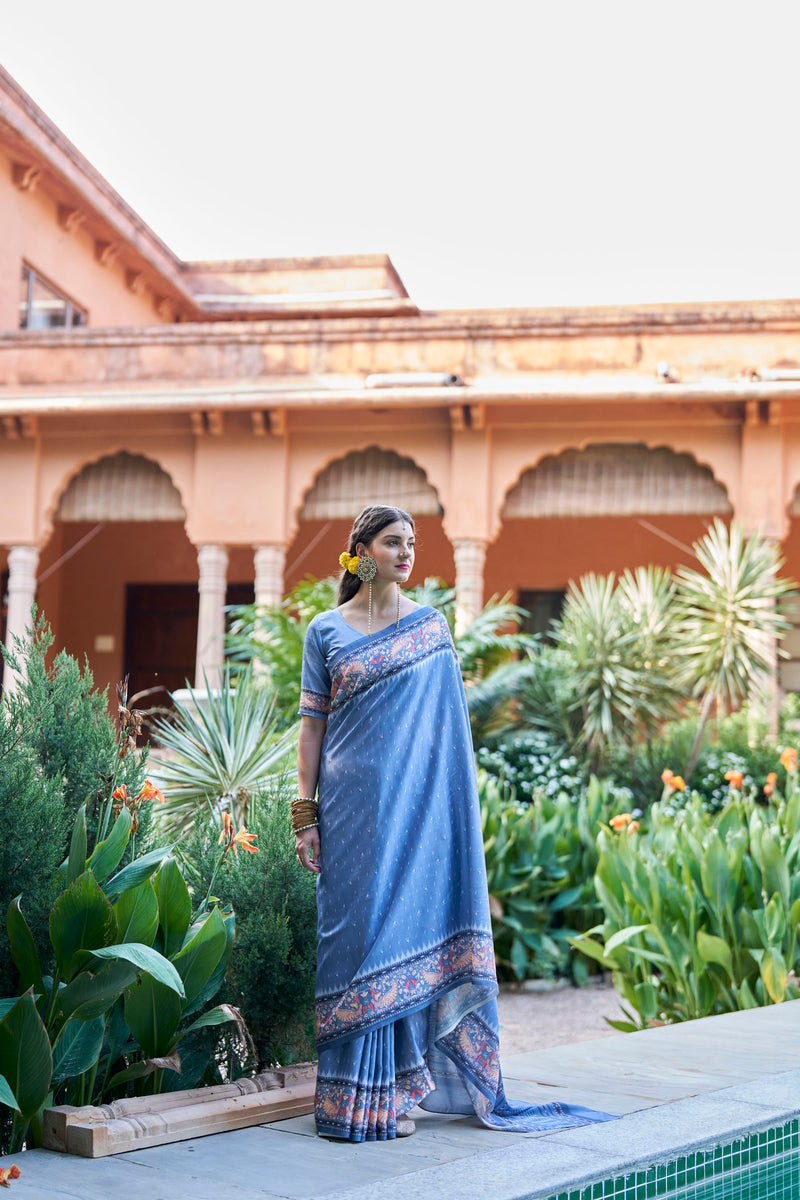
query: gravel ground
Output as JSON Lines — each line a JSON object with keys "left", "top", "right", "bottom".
{"left": 496, "top": 983, "right": 624, "bottom": 1055}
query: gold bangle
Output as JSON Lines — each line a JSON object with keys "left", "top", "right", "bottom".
{"left": 293, "top": 821, "right": 319, "bottom": 835}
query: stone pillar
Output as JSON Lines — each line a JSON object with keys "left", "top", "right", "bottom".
{"left": 453, "top": 538, "right": 487, "bottom": 636}
{"left": 253, "top": 543, "right": 286, "bottom": 610}
{"left": 194, "top": 544, "right": 228, "bottom": 690}
{"left": 2, "top": 545, "right": 40, "bottom": 695}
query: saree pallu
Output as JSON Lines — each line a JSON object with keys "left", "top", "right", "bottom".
{"left": 300, "top": 605, "right": 613, "bottom": 1141}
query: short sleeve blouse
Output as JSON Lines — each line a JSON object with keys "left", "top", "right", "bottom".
{"left": 298, "top": 617, "right": 333, "bottom": 720}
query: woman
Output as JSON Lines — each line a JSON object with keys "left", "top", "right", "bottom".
{"left": 295, "top": 504, "right": 612, "bottom": 1142}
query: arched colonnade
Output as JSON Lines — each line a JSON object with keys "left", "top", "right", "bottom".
{"left": 3, "top": 431, "right": 800, "bottom": 699}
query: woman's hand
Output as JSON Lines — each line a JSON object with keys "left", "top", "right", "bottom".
{"left": 295, "top": 826, "right": 322, "bottom": 873}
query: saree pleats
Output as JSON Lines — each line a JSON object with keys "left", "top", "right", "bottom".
{"left": 300, "top": 607, "right": 615, "bottom": 1142}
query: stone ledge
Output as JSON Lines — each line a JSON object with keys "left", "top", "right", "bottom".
{"left": 43, "top": 1064, "right": 316, "bottom": 1158}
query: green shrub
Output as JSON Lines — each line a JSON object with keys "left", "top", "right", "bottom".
{"left": 572, "top": 781, "right": 800, "bottom": 1029}
{"left": 0, "top": 618, "right": 146, "bottom": 997}
{"left": 180, "top": 787, "right": 317, "bottom": 1068}
{"left": 480, "top": 771, "right": 621, "bottom": 982}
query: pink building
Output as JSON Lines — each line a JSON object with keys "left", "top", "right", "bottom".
{"left": 3, "top": 63, "right": 800, "bottom": 704}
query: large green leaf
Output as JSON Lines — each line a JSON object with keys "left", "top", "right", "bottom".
{"left": 103, "top": 845, "right": 174, "bottom": 903}
{"left": 124, "top": 976, "right": 183, "bottom": 1058}
{"left": 155, "top": 859, "right": 192, "bottom": 959}
{"left": 696, "top": 930, "right": 733, "bottom": 980}
{"left": 90, "top": 943, "right": 185, "bottom": 997}
{"left": 178, "top": 1003, "right": 239, "bottom": 1040}
{"left": 761, "top": 948, "right": 789, "bottom": 1004}
{"left": 7, "top": 896, "right": 44, "bottom": 996}
{"left": 88, "top": 805, "right": 132, "bottom": 883}
{"left": 107, "top": 1052, "right": 181, "bottom": 1088}
{"left": 114, "top": 881, "right": 159, "bottom": 946}
{"left": 0, "top": 1074, "right": 19, "bottom": 1111}
{"left": 51, "top": 1017, "right": 105, "bottom": 1085}
{"left": 700, "top": 838, "right": 731, "bottom": 923}
{"left": 182, "top": 907, "right": 235, "bottom": 1018}
{"left": 67, "top": 805, "right": 88, "bottom": 887}
{"left": 57, "top": 959, "right": 139, "bottom": 1023}
{"left": 172, "top": 907, "right": 227, "bottom": 1006}
{"left": 50, "top": 872, "right": 118, "bottom": 981}
{"left": 761, "top": 834, "right": 791, "bottom": 914}
{"left": 0, "top": 992, "right": 52, "bottom": 1121}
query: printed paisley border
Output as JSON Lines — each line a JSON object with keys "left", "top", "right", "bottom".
{"left": 329, "top": 610, "right": 455, "bottom": 712}
{"left": 315, "top": 1063, "right": 435, "bottom": 1142}
{"left": 316, "top": 929, "right": 496, "bottom": 1048}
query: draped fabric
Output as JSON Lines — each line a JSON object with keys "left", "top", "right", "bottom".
{"left": 299, "top": 604, "right": 613, "bottom": 1141}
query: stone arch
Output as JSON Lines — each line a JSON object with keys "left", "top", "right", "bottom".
{"left": 55, "top": 451, "right": 186, "bottom": 522}
{"left": 501, "top": 443, "right": 732, "bottom": 521}
{"left": 42, "top": 446, "right": 192, "bottom": 543}
{"left": 286, "top": 444, "right": 451, "bottom": 590}
{"left": 487, "top": 442, "right": 734, "bottom": 621}
{"left": 299, "top": 445, "right": 443, "bottom": 521}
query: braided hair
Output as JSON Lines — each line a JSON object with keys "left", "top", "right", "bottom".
{"left": 337, "top": 505, "right": 415, "bottom": 605}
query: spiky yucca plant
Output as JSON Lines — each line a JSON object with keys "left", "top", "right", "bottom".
{"left": 151, "top": 668, "right": 298, "bottom": 836}
{"left": 674, "top": 520, "right": 795, "bottom": 777}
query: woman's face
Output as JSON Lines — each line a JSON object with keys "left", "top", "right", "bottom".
{"left": 358, "top": 520, "right": 416, "bottom": 583}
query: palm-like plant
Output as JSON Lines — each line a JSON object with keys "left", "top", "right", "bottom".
{"left": 150, "top": 668, "right": 298, "bottom": 836}
{"left": 226, "top": 577, "right": 337, "bottom": 727}
{"left": 673, "top": 520, "right": 795, "bottom": 778}
{"left": 551, "top": 567, "right": 679, "bottom": 770}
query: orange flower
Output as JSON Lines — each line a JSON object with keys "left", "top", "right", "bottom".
{"left": 610, "top": 813, "right": 632, "bottom": 830}
{"left": 671, "top": 776, "right": 686, "bottom": 792}
{"left": 764, "top": 783, "right": 774, "bottom": 797}
{"left": 627, "top": 820, "right": 640, "bottom": 834}
{"left": 231, "top": 826, "right": 260, "bottom": 855}
{"left": 113, "top": 784, "right": 128, "bottom": 803}
{"left": 767, "top": 772, "right": 778, "bottom": 786}
{"left": 780, "top": 748, "right": 798, "bottom": 772}
{"left": 137, "top": 779, "right": 165, "bottom": 804}
{"left": 661, "top": 768, "right": 674, "bottom": 783}
{"left": 218, "top": 811, "right": 234, "bottom": 847}
{"left": 0, "top": 1165, "right": 21, "bottom": 1187}
{"left": 724, "top": 770, "right": 744, "bottom": 789}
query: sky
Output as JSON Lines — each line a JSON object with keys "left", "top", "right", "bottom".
{"left": 2, "top": 1, "right": 799, "bottom": 311}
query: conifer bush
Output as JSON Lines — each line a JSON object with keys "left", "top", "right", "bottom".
{"left": 0, "top": 619, "right": 145, "bottom": 997}
{"left": 180, "top": 787, "right": 317, "bottom": 1068}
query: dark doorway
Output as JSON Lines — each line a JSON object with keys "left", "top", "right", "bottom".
{"left": 518, "top": 589, "right": 566, "bottom": 641}
{"left": 124, "top": 582, "right": 254, "bottom": 707}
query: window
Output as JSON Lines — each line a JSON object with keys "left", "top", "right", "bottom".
{"left": 19, "top": 264, "right": 87, "bottom": 329}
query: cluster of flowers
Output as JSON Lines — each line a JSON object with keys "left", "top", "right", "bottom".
{"left": 609, "top": 812, "right": 640, "bottom": 834}
{"left": 218, "top": 810, "right": 259, "bottom": 856}
{"left": 112, "top": 779, "right": 164, "bottom": 833}
{"left": 476, "top": 735, "right": 588, "bottom": 805}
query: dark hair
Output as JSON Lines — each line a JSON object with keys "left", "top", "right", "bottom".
{"left": 337, "top": 505, "right": 415, "bottom": 605}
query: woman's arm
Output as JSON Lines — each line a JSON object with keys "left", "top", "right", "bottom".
{"left": 295, "top": 715, "right": 326, "bottom": 873}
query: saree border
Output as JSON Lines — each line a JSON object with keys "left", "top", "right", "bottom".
{"left": 328, "top": 608, "right": 455, "bottom": 713}
{"left": 316, "top": 928, "right": 496, "bottom": 1048}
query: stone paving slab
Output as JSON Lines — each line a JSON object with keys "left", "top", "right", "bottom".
{"left": 2, "top": 1000, "right": 799, "bottom": 1200}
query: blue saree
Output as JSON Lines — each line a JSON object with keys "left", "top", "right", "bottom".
{"left": 299, "top": 604, "right": 613, "bottom": 1141}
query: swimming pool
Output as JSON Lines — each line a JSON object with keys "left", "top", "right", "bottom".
{"left": 542, "top": 1118, "right": 799, "bottom": 1200}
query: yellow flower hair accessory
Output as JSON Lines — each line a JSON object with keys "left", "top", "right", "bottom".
{"left": 339, "top": 552, "right": 360, "bottom": 575}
